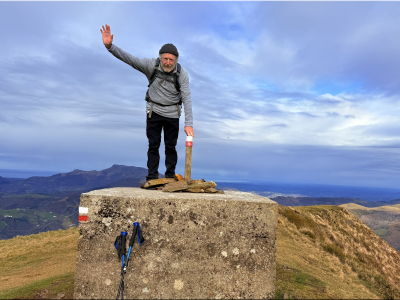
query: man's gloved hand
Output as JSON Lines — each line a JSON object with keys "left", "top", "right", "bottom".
{"left": 184, "top": 126, "right": 195, "bottom": 137}
{"left": 100, "top": 24, "right": 114, "bottom": 49}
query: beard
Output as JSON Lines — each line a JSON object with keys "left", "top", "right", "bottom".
{"left": 162, "top": 62, "right": 176, "bottom": 73}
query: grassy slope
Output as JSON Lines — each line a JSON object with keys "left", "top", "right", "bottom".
{"left": 339, "top": 203, "right": 400, "bottom": 252}
{"left": 2, "top": 206, "right": 400, "bottom": 299}
{"left": 340, "top": 203, "right": 400, "bottom": 212}
{"left": 276, "top": 205, "right": 400, "bottom": 299}
{"left": 0, "top": 227, "right": 78, "bottom": 299}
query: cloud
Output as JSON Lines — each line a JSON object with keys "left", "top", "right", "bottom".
{"left": 243, "top": 2, "right": 400, "bottom": 95}
{"left": 0, "top": 2, "right": 400, "bottom": 188}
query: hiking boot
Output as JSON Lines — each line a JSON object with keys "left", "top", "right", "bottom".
{"left": 164, "top": 174, "right": 175, "bottom": 179}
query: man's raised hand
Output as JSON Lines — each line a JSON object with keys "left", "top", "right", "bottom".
{"left": 100, "top": 24, "right": 113, "bottom": 49}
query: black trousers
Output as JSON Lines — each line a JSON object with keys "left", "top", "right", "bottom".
{"left": 146, "top": 112, "right": 179, "bottom": 180}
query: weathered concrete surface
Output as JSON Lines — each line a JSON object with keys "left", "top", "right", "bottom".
{"left": 74, "top": 188, "right": 277, "bottom": 299}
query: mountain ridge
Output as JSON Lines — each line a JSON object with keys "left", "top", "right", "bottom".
{"left": 0, "top": 164, "right": 147, "bottom": 194}
{"left": 0, "top": 165, "right": 148, "bottom": 239}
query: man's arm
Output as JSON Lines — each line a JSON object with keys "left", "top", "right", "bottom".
{"left": 180, "top": 70, "right": 195, "bottom": 137}
{"left": 100, "top": 24, "right": 153, "bottom": 78}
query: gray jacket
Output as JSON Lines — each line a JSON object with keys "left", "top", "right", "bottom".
{"left": 107, "top": 44, "right": 193, "bottom": 127}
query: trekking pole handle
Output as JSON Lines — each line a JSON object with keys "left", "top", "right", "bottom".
{"left": 120, "top": 232, "right": 127, "bottom": 256}
{"left": 134, "top": 222, "right": 144, "bottom": 246}
{"left": 129, "top": 224, "right": 138, "bottom": 247}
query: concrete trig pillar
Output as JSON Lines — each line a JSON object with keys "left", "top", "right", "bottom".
{"left": 74, "top": 188, "right": 278, "bottom": 299}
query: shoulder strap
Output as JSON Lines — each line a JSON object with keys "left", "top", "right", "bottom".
{"left": 174, "top": 63, "right": 181, "bottom": 92}
{"left": 148, "top": 58, "right": 160, "bottom": 87}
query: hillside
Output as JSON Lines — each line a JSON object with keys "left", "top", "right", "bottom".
{"left": 0, "top": 227, "right": 79, "bottom": 299}
{"left": 276, "top": 205, "right": 400, "bottom": 299}
{"left": 340, "top": 203, "right": 400, "bottom": 252}
{"left": 0, "top": 165, "right": 147, "bottom": 239}
{"left": 1, "top": 205, "right": 400, "bottom": 299}
{"left": 0, "top": 164, "right": 147, "bottom": 194}
{"left": 272, "top": 195, "right": 400, "bottom": 207}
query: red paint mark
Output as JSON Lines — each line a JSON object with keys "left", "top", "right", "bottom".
{"left": 186, "top": 142, "right": 193, "bottom": 147}
{"left": 79, "top": 215, "right": 88, "bottom": 222}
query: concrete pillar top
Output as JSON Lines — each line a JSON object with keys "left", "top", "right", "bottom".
{"left": 83, "top": 188, "right": 275, "bottom": 204}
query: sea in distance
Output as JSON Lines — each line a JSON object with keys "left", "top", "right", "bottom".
{"left": 215, "top": 181, "right": 400, "bottom": 202}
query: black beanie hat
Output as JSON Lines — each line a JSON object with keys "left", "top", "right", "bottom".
{"left": 159, "top": 43, "right": 179, "bottom": 57}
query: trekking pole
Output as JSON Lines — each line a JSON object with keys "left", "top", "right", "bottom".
{"left": 115, "top": 232, "right": 127, "bottom": 300}
{"left": 115, "top": 222, "right": 145, "bottom": 300}
{"left": 185, "top": 135, "right": 193, "bottom": 180}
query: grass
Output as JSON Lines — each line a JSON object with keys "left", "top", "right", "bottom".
{"left": 0, "top": 221, "right": 7, "bottom": 231}
{"left": 301, "top": 230, "right": 316, "bottom": 239}
{"left": 321, "top": 243, "right": 346, "bottom": 263}
{"left": 0, "top": 209, "right": 61, "bottom": 230}
{"left": 374, "top": 228, "right": 389, "bottom": 236}
{"left": 0, "top": 272, "right": 74, "bottom": 299}
{"left": 0, "top": 227, "right": 78, "bottom": 295}
{"left": 275, "top": 264, "right": 327, "bottom": 299}
{"left": 340, "top": 203, "right": 400, "bottom": 253}
{"left": 277, "top": 205, "right": 400, "bottom": 299}
{"left": 340, "top": 203, "right": 400, "bottom": 212}
{"left": 0, "top": 209, "right": 23, "bottom": 218}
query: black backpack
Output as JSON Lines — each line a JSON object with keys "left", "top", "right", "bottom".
{"left": 145, "top": 58, "right": 182, "bottom": 106}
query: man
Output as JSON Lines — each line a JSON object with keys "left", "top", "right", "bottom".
{"left": 100, "top": 24, "right": 194, "bottom": 183}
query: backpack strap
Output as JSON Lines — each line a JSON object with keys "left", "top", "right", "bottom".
{"left": 148, "top": 58, "right": 160, "bottom": 88}
{"left": 174, "top": 63, "right": 182, "bottom": 106}
{"left": 174, "top": 63, "right": 181, "bottom": 92}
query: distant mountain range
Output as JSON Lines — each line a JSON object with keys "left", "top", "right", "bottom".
{"left": 0, "top": 164, "right": 147, "bottom": 239}
{"left": 0, "top": 164, "right": 147, "bottom": 194}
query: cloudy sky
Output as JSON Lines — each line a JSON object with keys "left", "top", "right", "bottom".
{"left": 1, "top": 1, "right": 400, "bottom": 189}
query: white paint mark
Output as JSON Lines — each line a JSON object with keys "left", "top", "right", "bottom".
{"left": 142, "top": 287, "right": 150, "bottom": 293}
{"left": 79, "top": 207, "right": 88, "bottom": 214}
{"left": 219, "top": 232, "right": 223, "bottom": 236}
{"left": 232, "top": 248, "right": 239, "bottom": 255}
{"left": 221, "top": 251, "right": 228, "bottom": 257}
{"left": 250, "top": 249, "right": 256, "bottom": 253}
{"left": 236, "top": 265, "right": 240, "bottom": 269}
{"left": 174, "top": 279, "right": 184, "bottom": 290}
{"left": 105, "top": 279, "right": 111, "bottom": 286}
